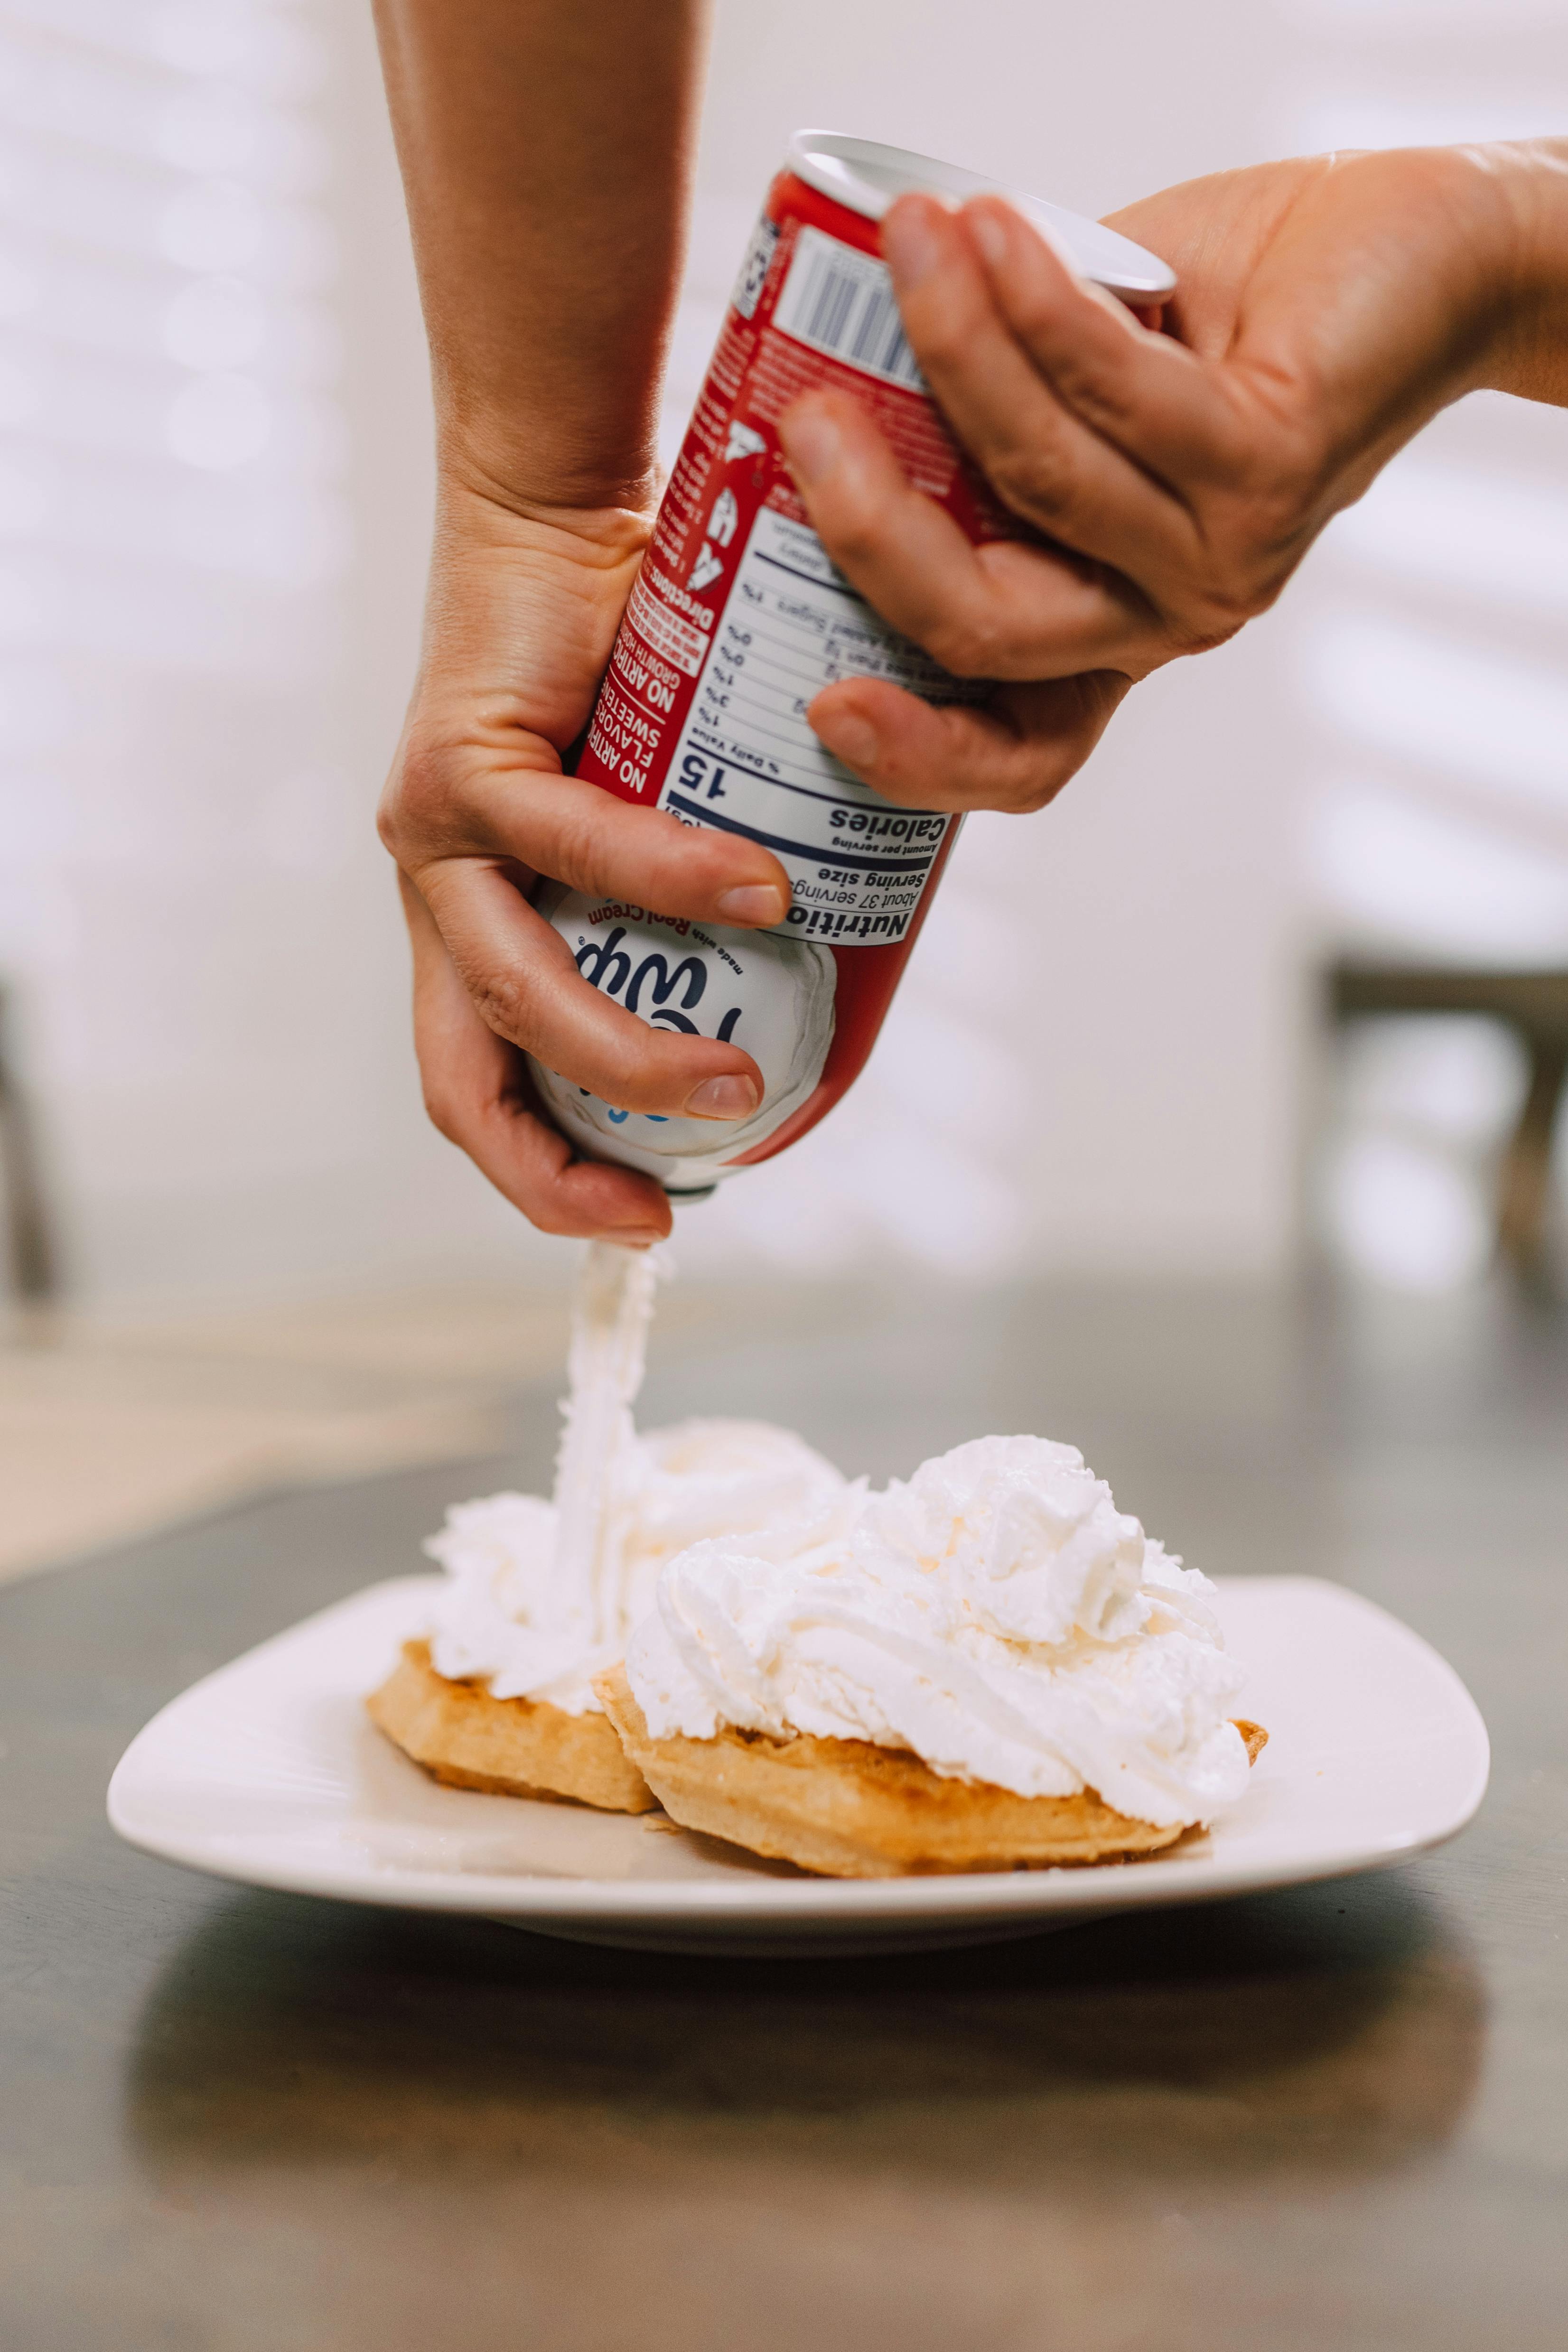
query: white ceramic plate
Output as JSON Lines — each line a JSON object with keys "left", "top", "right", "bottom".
{"left": 108, "top": 1575, "right": 1489, "bottom": 1953}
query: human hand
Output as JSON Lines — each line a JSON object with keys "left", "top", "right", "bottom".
{"left": 779, "top": 141, "right": 1568, "bottom": 815}
{"left": 376, "top": 482, "right": 793, "bottom": 1244}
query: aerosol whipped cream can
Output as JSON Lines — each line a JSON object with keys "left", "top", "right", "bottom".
{"left": 529, "top": 131, "right": 1174, "bottom": 1196}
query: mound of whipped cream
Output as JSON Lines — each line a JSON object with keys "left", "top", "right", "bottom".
{"left": 625, "top": 1434, "right": 1252, "bottom": 1828}
{"left": 426, "top": 1419, "right": 850, "bottom": 1714}
{"left": 417, "top": 1245, "right": 1251, "bottom": 1827}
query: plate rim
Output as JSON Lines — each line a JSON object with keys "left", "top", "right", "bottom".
{"left": 106, "top": 1572, "right": 1492, "bottom": 1925}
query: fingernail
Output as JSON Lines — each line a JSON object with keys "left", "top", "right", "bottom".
{"left": 781, "top": 403, "right": 841, "bottom": 487}
{"left": 881, "top": 199, "right": 944, "bottom": 290}
{"left": 716, "top": 883, "right": 787, "bottom": 925}
{"left": 606, "top": 1226, "right": 663, "bottom": 1249}
{"left": 684, "top": 1073, "right": 759, "bottom": 1120}
{"left": 966, "top": 204, "right": 1010, "bottom": 271}
{"left": 814, "top": 710, "right": 879, "bottom": 774}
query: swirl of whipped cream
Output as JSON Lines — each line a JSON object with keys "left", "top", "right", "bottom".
{"left": 624, "top": 1435, "right": 1251, "bottom": 1826}
{"left": 426, "top": 1419, "right": 850, "bottom": 1713}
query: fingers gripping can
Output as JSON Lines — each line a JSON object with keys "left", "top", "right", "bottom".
{"left": 528, "top": 132, "right": 1174, "bottom": 1196}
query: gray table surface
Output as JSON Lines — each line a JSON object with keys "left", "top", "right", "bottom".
{"left": 3, "top": 1279, "right": 1566, "bottom": 2352}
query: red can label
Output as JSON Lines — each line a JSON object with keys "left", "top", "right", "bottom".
{"left": 576, "top": 169, "right": 1010, "bottom": 950}
{"left": 553, "top": 161, "right": 1024, "bottom": 1182}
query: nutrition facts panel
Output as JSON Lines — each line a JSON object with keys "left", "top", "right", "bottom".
{"left": 657, "top": 507, "right": 966, "bottom": 943}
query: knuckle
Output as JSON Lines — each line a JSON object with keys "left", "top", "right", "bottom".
{"left": 1269, "top": 414, "right": 1332, "bottom": 506}
{"left": 1217, "top": 436, "right": 1324, "bottom": 558}
{"left": 1167, "top": 603, "right": 1248, "bottom": 657}
{"left": 907, "top": 311, "right": 968, "bottom": 377}
{"left": 1242, "top": 486, "right": 1313, "bottom": 573}
{"left": 1007, "top": 285, "right": 1060, "bottom": 347}
{"left": 1009, "top": 775, "right": 1059, "bottom": 815}
{"left": 925, "top": 607, "right": 1007, "bottom": 680}
{"left": 1229, "top": 560, "right": 1288, "bottom": 624}
{"left": 1164, "top": 541, "right": 1290, "bottom": 651}
{"left": 373, "top": 785, "right": 403, "bottom": 860}
{"left": 1194, "top": 541, "right": 1297, "bottom": 635}
{"left": 816, "top": 494, "right": 884, "bottom": 572}
{"left": 983, "top": 748, "right": 1059, "bottom": 815}
{"left": 922, "top": 617, "right": 977, "bottom": 675}
{"left": 380, "top": 738, "right": 459, "bottom": 859}
{"left": 420, "top": 1083, "right": 463, "bottom": 1146}
{"left": 988, "top": 445, "right": 1072, "bottom": 529}
{"left": 471, "top": 966, "right": 532, "bottom": 1046}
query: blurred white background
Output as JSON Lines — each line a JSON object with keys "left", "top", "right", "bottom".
{"left": 2, "top": 0, "right": 1566, "bottom": 1315}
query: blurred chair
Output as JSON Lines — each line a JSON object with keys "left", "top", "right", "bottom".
{"left": 0, "top": 981, "right": 57, "bottom": 1304}
{"left": 1329, "top": 961, "right": 1568, "bottom": 1285}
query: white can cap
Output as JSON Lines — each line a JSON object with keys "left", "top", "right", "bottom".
{"left": 786, "top": 130, "right": 1176, "bottom": 302}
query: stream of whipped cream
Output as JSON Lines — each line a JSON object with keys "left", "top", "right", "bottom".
{"left": 550, "top": 1238, "right": 662, "bottom": 1654}
{"left": 423, "top": 1246, "right": 1253, "bottom": 1824}
{"left": 427, "top": 1241, "right": 846, "bottom": 1713}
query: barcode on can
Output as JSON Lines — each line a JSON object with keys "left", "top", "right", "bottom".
{"left": 772, "top": 224, "right": 925, "bottom": 392}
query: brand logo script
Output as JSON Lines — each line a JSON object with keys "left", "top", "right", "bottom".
{"left": 575, "top": 926, "right": 742, "bottom": 1041}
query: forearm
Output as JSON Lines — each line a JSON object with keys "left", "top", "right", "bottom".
{"left": 1484, "top": 138, "right": 1568, "bottom": 407}
{"left": 372, "top": 0, "right": 712, "bottom": 512}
